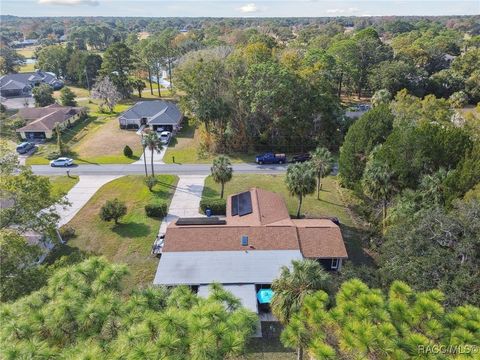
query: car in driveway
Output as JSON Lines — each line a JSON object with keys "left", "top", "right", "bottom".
{"left": 158, "top": 131, "right": 171, "bottom": 144}
{"left": 50, "top": 157, "right": 74, "bottom": 167}
{"left": 16, "top": 142, "right": 35, "bottom": 154}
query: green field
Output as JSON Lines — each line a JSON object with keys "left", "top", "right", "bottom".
{"left": 164, "top": 120, "right": 255, "bottom": 164}
{"left": 48, "top": 175, "right": 79, "bottom": 200}
{"left": 61, "top": 175, "right": 178, "bottom": 291}
{"left": 203, "top": 174, "right": 371, "bottom": 265}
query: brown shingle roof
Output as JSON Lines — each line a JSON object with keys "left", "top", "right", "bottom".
{"left": 293, "top": 220, "right": 348, "bottom": 259}
{"left": 162, "top": 225, "right": 299, "bottom": 252}
{"left": 163, "top": 188, "right": 348, "bottom": 260}
{"left": 16, "top": 105, "right": 85, "bottom": 133}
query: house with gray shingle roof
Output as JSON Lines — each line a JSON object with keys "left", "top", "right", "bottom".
{"left": 118, "top": 100, "right": 183, "bottom": 132}
{"left": 0, "top": 70, "right": 64, "bottom": 98}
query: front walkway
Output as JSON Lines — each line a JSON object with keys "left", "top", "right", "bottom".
{"left": 55, "top": 175, "right": 120, "bottom": 227}
{"left": 157, "top": 175, "right": 207, "bottom": 235}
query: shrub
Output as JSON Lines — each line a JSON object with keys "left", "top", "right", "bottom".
{"left": 100, "top": 198, "right": 127, "bottom": 224}
{"left": 59, "top": 226, "right": 75, "bottom": 241}
{"left": 123, "top": 145, "right": 133, "bottom": 158}
{"left": 145, "top": 202, "right": 168, "bottom": 217}
{"left": 46, "top": 151, "right": 61, "bottom": 160}
{"left": 449, "top": 91, "right": 469, "bottom": 108}
{"left": 200, "top": 198, "right": 226, "bottom": 215}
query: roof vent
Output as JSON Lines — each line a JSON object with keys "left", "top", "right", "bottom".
{"left": 241, "top": 235, "right": 248, "bottom": 246}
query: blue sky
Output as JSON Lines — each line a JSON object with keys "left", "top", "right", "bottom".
{"left": 1, "top": 0, "right": 479, "bottom": 17}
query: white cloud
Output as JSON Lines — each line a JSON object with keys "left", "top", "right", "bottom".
{"left": 326, "top": 7, "right": 359, "bottom": 14}
{"left": 38, "top": 0, "right": 99, "bottom": 6}
{"left": 238, "top": 3, "right": 258, "bottom": 13}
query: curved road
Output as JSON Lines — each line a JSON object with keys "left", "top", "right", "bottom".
{"left": 31, "top": 163, "right": 288, "bottom": 176}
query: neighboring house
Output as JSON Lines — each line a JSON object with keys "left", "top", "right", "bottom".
{"left": 154, "top": 188, "right": 348, "bottom": 335}
{"left": 0, "top": 70, "right": 64, "bottom": 98}
{"left": 15, "top": 104, "right": 86, "bottom": 140}
{"left": 118, "top": 100, "right": 182, "bottom": 132}
{"left": 11, "top": 39, "right": 39, "bottom": 48}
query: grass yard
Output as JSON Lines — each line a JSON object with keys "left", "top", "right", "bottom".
{"left": 203, "top": 174, "right": 372, "bottom": 266}
{"left": 16, "top": 46, "right": 37, "bottom": 58}
{"left": 53, "top": 86, "right": 90, "bottom": 99}
{"left": 48, "top": 175, "right": 79, "bottom": 200}
{"left": 26, "top": 103, "right": 143, "bottom": 165}
{"left": 19, "top": 62, "right": 36, "bottom": 73}
{"left": 164, "top": 119, "right": 255, "bottom": 164}
{"left": 62, "top": 175, "right": 178, "bottom": 291}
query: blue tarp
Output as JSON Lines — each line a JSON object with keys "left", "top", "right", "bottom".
{"left": 257, "top": 289, "right": 273, "bottom": 304}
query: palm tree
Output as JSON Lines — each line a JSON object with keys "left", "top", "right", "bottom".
{"left": 310, "top": 147, "right": 334, "bottom": 200}
{"left": 285, "top": 162, "right": 316, "bottom": 218}
{"left": 143, "top": 131, "right": 162, "bottom": 177}
{"left": 271, "top": 259, "right": 331, "bottom": 360}
{"left": 362, "top": 156, "right": 395, "bottom": 231}
{"left": 211, "top": 155, "right": 233, "bottom": 199}
{"left": 141, "top": 135, "right": 148, "bottom": 177}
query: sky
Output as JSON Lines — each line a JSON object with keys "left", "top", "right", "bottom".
{"left": 1, "top": 0, "right": 479, "bottom": 17}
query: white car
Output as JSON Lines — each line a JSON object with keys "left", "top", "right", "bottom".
{"left": 159, "top": 131, "right": 171, "bottom": 144}
{"left": 50, "top": 157, "right": 74, "bottom": 167}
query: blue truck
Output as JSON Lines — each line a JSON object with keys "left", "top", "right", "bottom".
{"left": 255, "top": 152, "right": 287, "bottom": 164}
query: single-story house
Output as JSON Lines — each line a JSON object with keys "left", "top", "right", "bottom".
{"left": 0, "top": 71, "right": 64, "bottom": 98}
{"left": 154, "top": 188, "right": 348, "bottom": 336}
{"left": 118, "top": 100, "right": 182, "bottom": 132}
{"left": 16, "top": 104, "right": 86, "bottom": 140}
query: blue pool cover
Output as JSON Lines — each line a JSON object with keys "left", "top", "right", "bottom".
{"left": 257, "top": 289, "right": 273, "bottom": 304}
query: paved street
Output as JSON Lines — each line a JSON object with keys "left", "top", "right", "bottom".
{"left": 32, "top": 163, "right": 288, "bottom": 176}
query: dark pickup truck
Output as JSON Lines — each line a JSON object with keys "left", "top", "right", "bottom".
{"left": 291, "top": 153, "right": 311, "bottom": 163}
{"left": 255, "top": 152, "right": 287, "bottom": 164}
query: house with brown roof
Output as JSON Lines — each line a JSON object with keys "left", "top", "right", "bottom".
{"left": 15, "top": 104, "right": 86, "bottom": 140}
{"left": 154, "top": 188, "right": 347, "bottom": 332}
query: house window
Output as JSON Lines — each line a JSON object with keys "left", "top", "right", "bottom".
{"left": 331, "top": 258, "right": 339, "bottom": 269}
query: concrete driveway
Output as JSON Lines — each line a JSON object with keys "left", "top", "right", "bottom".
{"left": 158, "top": 175, "right": 207, "bottom": 235}
{"left": 135, "top": 145, "right": 168, "bottom": 165}
{"left": 55, "top": 175, "right": 120, "bottom": 227}
{"left": 1, "top": 96, "right": 34, "bottom": 109}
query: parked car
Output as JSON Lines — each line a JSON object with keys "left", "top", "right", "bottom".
{"left": 291, "top": 153, "right": 311, "bottom": 163}
{"left": 158, "top": 131, "right": 171, "bottom": 144}
{"left": 255, "top": 152, "right": 287, "bottom": 164}
{"left": 16, "top": 142, "right": 34, "bottom": 154}
{"left": 50, "top": 157, "right": 74, "bottom": 167}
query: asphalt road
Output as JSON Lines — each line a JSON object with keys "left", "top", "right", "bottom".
{"left": 31, "top": 163, "right": 288, "bottom": 176}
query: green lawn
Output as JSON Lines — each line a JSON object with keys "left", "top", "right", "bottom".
{"left": 203, "top": 174, "right": 372, "bottom": 266}
{"left": 16, "top": 47, "right": 37, "bottom": 58}
{"left": 53, "top": 86, "right": 90, "bottom": 99}
{"left": 19, "top": 62, "right": 35, "bottom": 73}
{"left": 164, "top": 120, "right": 255, "bottom": 164}
{"left": 48, "top": 175, "right": 79, "bottom": 200}
{"left": 60, "top": 175, "right": 178, "bottom": 292}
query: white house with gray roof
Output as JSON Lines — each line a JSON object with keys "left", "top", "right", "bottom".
{"left": 118, "top": 100, "right": 182, "bottom": 132}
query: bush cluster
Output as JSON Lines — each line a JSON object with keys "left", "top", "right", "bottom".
{"left": 200, "top": 198, "right": 226, "bottom": 215}
{"left": 59, "top": 226, "right": 75, "bottom": 241}
{"left": 145, "top": 202, "right": 168, "bottom": 217}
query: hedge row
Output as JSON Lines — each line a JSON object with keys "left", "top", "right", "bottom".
{"left": 145, "top": 202, "right": 168, "bottom": 218}
{"left": 199, "top": 198, "right": 226, "bottom": 215}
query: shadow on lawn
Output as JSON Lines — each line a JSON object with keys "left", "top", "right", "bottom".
{"left": 340, "top": 224, "right": 375, "bottom": 267}
{"left": 112, "top": 222, "right": 150, "bottom": 238}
